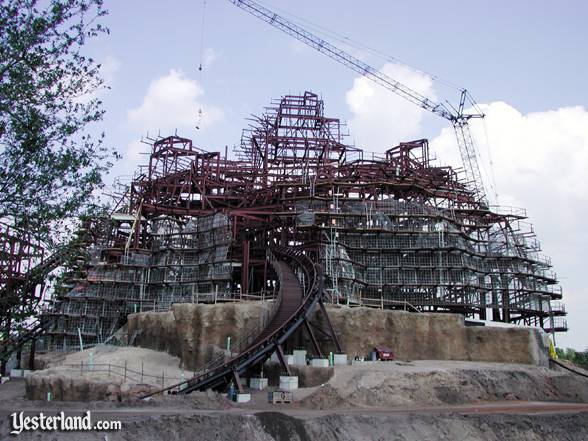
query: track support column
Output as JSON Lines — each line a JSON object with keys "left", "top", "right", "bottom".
{"left": 275, "top": 343, "right": 292, "bottom": 376}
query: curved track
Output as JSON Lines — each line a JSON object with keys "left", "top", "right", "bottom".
{"left": 142, "top": 246, "right": 324, "bottom": 397}
{"left": 0, "top": 244, "right": 80, "bottom": 362}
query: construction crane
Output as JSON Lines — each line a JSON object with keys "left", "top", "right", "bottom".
{"left": 227, "top": 0, "right": 488, "bottom": 206}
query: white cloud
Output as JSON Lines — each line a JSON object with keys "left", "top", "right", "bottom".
{"left": 100, "top": 54, "right": 121, "bottom": 85}
{"left": 74, "top": 54, "right": 120, "bottom": 104}
{"left": 345, "top": 68, "right": 588, "bottom": 348}
{"left": 431, "top": 102, "right": 588, "bottom": 223}
{"left": 202, "top": 48, "right": 220, "bottom": 69}
{"left": 345, "top": 62, "right": 436, "bottom": 152}
{"left": 432, "top": 102, "right": 588, "bottom": 349}
{"left": 127, "top": 69, "right": 224, "bottom": 134}
{"left": 125, "top": 139, "right": 147, "bottom": 168}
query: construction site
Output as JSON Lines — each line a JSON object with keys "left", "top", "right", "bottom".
{"left": 38, "top": 88, "right": 567, "bottom": 351}
{"left": 0, "top": 1, "right": 586, "bottom": 440}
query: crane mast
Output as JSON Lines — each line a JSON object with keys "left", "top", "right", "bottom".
{"left": 227, "top": 0, "right": 488, "bottom": 205}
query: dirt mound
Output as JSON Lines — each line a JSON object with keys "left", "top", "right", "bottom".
{"left": 299, "top": 412, "right": 588, "bottom": 441}
{"left": 148, "top": 389, "right": 232, "bottom": 409}
{"left": 24, "top": 346, "right": 187, "bottom": 401}
{"left": 299, "top": 361, "right": 588, "bottom": 409}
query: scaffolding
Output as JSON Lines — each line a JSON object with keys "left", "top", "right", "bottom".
{"left": 45, "top": 213, "right": 237, "bottom": 350}
{"left": 44, "top": 92, "right": 567, "bottom": 350}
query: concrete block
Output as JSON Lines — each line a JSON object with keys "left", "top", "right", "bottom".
{"left": 279, "top": 375, "right": 298, "bottom": 391}
{"left": 1, "top": 377, "right": 9, "bottom": 384}
{"left": 333, "top": 353, "right": 348, "bottom": 366}
{"left": 293, "top": 350, "right": 307, "bottom": 366}
{"left": 249, "top": 377, "right": 268, "bottom": 390}
{"left": 285, "top": 355, "right": 294, "bottom": 365}
{"left": 235, "top": 393, "right": 251, "bottom": 403}
{"left": 351, "top": 360, "right": 376, "bottom": 366}
{"left": 9, "top": 369, "right": 23, "bottom": 378}
{"left": 310, "top": 359, "right": 329, "bottom": 368}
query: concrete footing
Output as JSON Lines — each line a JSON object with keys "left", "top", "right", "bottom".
{"left": 351, "top": 359, "right": 376, "bottom": 366}
{"left": 235, "top": 393, "right": 251, "bottom": 403}
{"left": 9, "top": 369, "right": 31, "bottom": 378}
{"left": 249, "top": 377, "right": 269, "bottom": 390}
{"left": 293, "top": 350, "right": 307, "bottom": 366}
{"left": 310, "top": 358, "right": 329, "bottom": 368}
{"left": 279, "top": 375, "right": 298, "bottom": 391}
{"left": 334, "top": 353, "right": 348, "bottom": 366}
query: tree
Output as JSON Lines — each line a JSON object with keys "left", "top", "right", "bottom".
{"left": 0, "top": 0, "right": 117, "bottom": 370}
{"left": 555, "top": 347, "right": 588, "bottom": 370}
{"left": 0, "top": 0, "right": 118, "bottom": 241}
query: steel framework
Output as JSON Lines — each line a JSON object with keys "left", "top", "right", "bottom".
{"left": 44, "top": 92, "right": 566, "bottom": 352}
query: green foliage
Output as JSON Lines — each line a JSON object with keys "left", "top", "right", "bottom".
{"left": 555, "top": 347, "right": 588, "bottom": 370}
{"left": 0, "top": 0, "right": 118, "bottom": 242}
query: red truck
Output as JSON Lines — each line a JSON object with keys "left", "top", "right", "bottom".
{"left": 374, "top": 346, "right": 395, "bottom": 361}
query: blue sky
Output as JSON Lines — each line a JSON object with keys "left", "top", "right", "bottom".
{"left": 86, "top": 0, "right": 587, "bottom": 349}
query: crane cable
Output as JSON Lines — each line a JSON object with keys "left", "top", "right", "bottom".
{"left": 254, "top": 0, "right": 462, "bottom": 92}
{"left": 482, "top": 118, "right": 500, "bottom": 204}
{"left": 196, "top": 0, "right": 207, "bottom": 130}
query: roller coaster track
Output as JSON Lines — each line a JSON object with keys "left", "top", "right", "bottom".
{"left": 142, "top": 245, "right": 340, "bottom": 397}
{"left": 0, "top": 243, "right": 81, "bottom": 362}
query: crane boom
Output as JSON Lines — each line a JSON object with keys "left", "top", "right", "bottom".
{"left": 227, "top": 0, "right": 487, "bottom": 204}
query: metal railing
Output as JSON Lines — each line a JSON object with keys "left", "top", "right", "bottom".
{"left": 58, "top": 362, "right": 187, "bottom": 389}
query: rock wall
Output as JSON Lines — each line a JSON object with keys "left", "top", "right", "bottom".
{"left": 25, "top": 374, "right": 160, "bottom": 401}
{"left": 128, "top": 301, "right": 272, "bottom": 371}
{"left": 128, "top": 303, "right": 549, "bottom": 369}
{"left": 26, "top": 375, "right": 123, "bottom": 401}
{"left": 318, "top": 306, "right": 549, "bottom": 366}
{"left": 126, "top": 310, "right": 181, "bottom": 358}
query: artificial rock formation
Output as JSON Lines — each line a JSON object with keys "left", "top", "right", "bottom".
{"left": 317, "top": 306, "right": 550, "bottom": 366}
{"left": 128, "top": 301, "right": 272, "bottom": 371}
{"left": 128, "top": 302, "right": 549, "bottom": 369}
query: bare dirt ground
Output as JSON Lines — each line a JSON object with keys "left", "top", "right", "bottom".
{"left": 2, "top": 355, "right": 588, "bottom": 440}
{"left": 31, "top": 345, "right": 186, "bottom": 388}
{"left": 299, "top": 360, "right": 588, "bottom": 408}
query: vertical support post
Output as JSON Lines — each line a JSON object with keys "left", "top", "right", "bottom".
{"left": 16, "top": 348, "right": 22, "bottom": 370}
{"left": 275, "top": 343, "right": 292, "bottom": 376}
{"left": 28, "top": 339, "right": 35, "bottom": 371}
{"left": 263, "top": 258, "right": 268, "bottom": 297}
{"left": 500, "top": 275, "right": 510, "bottom": 323}
{"left": 241, "top": 240, "right": 250, "bottom": 296}
{"left": 304, "top": 319, "right": 323, "bottom": 358}
{"left": 232, "top": 368, "right": 244, "bottom": 394}
{"left": 479, "top": 285, "right": 487, "bottom": 320}
{"left": 491, "top": 275, "right": 501, "bottom": 321}
{"left": 319, "top": 299, "right": 343, "bottom": 353}
{"left": 77, "top": 327, "right": 84, "bottom": 352}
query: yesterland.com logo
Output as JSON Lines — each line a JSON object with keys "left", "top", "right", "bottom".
{"left": 9, "top": 411, "right": 122, "bottom": 435}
